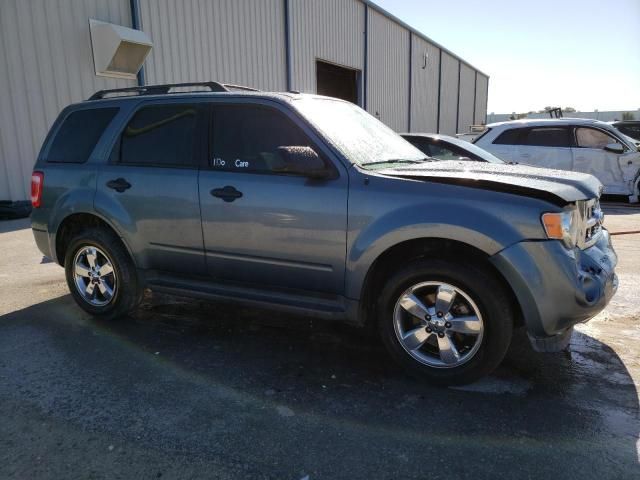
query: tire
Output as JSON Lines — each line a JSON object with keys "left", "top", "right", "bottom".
{"left": 64, "top": 227, "right": 142, "bottom": 320}
{"left": 377, "top": 258, "right": 514, "bottom": 385}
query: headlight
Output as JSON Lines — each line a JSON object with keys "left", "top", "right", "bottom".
{"left": 541, "top": 208, "right": 579, "bottom": 248}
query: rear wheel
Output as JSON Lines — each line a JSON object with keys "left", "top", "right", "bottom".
{"left": 377, "top": 258, "right": 514, "bottom": 385}
{"left": 64, "top": 227, "right": 142, "bottom": 320}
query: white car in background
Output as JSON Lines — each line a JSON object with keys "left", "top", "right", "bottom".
{"left": 474, "top": 118, "right": 640, "bottom": 201}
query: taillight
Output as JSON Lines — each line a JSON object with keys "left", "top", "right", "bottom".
{"left": 31, "top": 171, "right": 44, "bottom": 208}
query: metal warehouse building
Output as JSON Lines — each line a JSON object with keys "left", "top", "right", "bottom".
{"left": 0, "top": 0, "right": 489, "bottom": 212}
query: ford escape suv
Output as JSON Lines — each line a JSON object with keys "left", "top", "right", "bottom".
{"left": 31, "top": 82, "right": 618, "bottom": 385}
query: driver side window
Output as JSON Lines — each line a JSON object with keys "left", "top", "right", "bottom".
{"left": 575, "top": 127, "right": 619, "bottom": 150}
{"left": 210, "top": 104, "right": 319, "bottom": 175}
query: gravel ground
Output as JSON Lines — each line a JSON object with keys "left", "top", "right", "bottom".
{"left": 0, "top": 205, "right": 638, "bottom": 479}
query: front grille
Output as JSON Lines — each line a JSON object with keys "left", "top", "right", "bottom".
{"left": 579, "top": 198, "right": 604, "bottom": 249}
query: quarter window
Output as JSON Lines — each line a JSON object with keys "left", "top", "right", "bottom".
{"left": 576, "top": 127, "right": 618, "bottom": 149}
{"left": 211, "top": 105, "right": 319, "bottom": 174}
{"left": 492, "top": 129, "right": 523, "bottom": 145}
{"left": 47, "top": 108, "right": 118, "bottom": 163}
{"left": 522, "top": 128, "right": 572, "bottom": 147}
{"left": 116, "top": 104, "right": 200, "bottom": 167}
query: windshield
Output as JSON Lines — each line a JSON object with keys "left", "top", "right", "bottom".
{"left": 620, "top": 132, "right": 640, "bottom": 149}
{"left": 294, "top": 97, "right": 427, "bottom": 167}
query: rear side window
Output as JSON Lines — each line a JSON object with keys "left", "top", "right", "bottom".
{"left": 114, "top": 104, "right": 200, "bottom": 167}
{"left": 492, "top": 128, "right": 522, "bottom": 145}
{"left": 47, "top": 108, "right": 118, "bottom": 163}
{"left": 522, "top": 127, "right": 572, "bottom": 147}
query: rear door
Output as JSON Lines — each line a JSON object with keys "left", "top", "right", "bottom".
{"left": 95, "top": 101, "right": 206, "bottom": 275}
{"left": 516, "top": 127, "right": 574, "bottom": 169}
{"left": 198, "top": 100, "right": 348, "bottom": 294}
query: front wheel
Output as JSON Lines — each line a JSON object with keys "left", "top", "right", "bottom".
{"left": 377, "top": 259, "right": 514, "bottom": 385}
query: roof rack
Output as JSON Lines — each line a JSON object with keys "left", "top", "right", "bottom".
{"left": 88, "top": 81, "right": 260, "bottom": 100}
{"left": 222, "top": 83, "right": 261, "bottom": 92}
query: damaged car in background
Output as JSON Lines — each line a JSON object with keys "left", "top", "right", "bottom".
{"left": 474, "top": 118, "right": 640, "bottom": 202}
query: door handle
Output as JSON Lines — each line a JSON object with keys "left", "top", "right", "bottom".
{"left": 106, "top": 178, "right": 131, "bottom": 192}
{"left": 211, "top": 185, "right": 243, "bottom": 202}
{"left": 520, "top": 153, "right": 531, "bottom": 158}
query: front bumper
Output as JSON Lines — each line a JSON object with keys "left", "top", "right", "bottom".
{"left": 490, "top": 229, "right": 618, "bottom": 340}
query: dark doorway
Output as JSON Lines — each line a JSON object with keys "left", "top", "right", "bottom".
{"left": 316, "top": 60, "right": 360, "bottom": 105}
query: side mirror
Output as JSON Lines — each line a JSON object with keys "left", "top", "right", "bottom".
{"left": 276, "top": 146, "right": 330, "bottom": 179}
{"left": 604, "top": 142, "right": 625, "bottom": 154}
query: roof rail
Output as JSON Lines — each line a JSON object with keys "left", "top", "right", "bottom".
{"left": 88, "top": 81, "right": 259, "bottom": 100}
{"left": 222, "top": 83, "right": 260, "bottom": 92}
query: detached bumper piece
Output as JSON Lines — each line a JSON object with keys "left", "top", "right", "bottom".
{"left": 528, "top": 326, "right": 573, "bottom": 353}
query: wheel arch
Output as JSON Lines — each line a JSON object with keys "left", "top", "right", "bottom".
{"left": 54, "top": 212, "right": 135, "bottom": 267}
{"left": 357, "top": 237, "right": 524, "bottom": 329}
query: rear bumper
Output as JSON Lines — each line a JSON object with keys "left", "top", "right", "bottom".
{"left": 32, "top": 227, "right": 55, "bottom": 262}
{"left": 490, "top": 230, "right": 618, "bottom": 341}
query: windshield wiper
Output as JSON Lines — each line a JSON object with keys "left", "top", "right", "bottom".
{"left": 363, "top": 158, "right": 429, "bottom": 167}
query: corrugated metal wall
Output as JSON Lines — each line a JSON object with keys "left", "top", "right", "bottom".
{"left": 474, "top": 73, "right": 489, "bottom": 125}
{"left": 438, "top": 52, "right": 459, "bottom": 135}
{"left": 289, "top": 0, "right": 365, "bottom": 94}
{"left": 366, "top": 9, "right": 410, "bottom": 132}
{"left": 0, "top": 0, "right": 489, "bottom": 203}
{"left": 139, "top": 0, "right": 286, "bottom": 91}
{"left": 457, "top": 63, "right": 475, "bottom": 132}
{"left": 409, "top": 35, "right": 440, "bottom": 133}
{"left": 0, "top": 0, "right": 134, "bottom": 203}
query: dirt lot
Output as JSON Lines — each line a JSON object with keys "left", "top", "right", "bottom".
{"left": 1, "top": 205, "right": 639, "bottom": 479}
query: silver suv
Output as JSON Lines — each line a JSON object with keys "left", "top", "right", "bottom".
{"left": 30, "top": 83, "right": 618, "bottom": 384}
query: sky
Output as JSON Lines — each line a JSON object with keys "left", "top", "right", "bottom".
{"left": 374, "top": 0, "right": 640, "bottom": 114}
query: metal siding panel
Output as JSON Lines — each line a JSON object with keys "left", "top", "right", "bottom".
{"left": 289, "top": 0, "right": 365, "bottom": 94}
{"left": 475, "top": 74, "right": 489, "bottom": 125}
{"left": 439, "top": 52, "right": 459, "bottom": 135}
{"left": 410, "top": 35, "right": 439, "bottom": 133}
{"left": 367, "top": 9, "right": 409, "bottom": 131}
{"left": 458, "top": 63, "right": 475, "bottom": 133}
{"left": 139, "top": 0, "right": 286, "bottom": 90}
{"left": 0, "top": 0, "right": 134, "bottom": 202}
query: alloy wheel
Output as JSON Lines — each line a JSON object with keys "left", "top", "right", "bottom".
{"left": 72, "top": 246, "right": 117, "bottom": 307}
{"left": 393, "top": 281, "right": 484, "bottom": 368}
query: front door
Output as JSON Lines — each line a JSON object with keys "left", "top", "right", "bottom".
{"left": 95, "top": 102, "right": 206, "bottom": 275}
{"left": 198, "top": 102, "right": 348, "bottom": 294}
{"left": 572, "top": 126, "right": 629, "bottom": 194}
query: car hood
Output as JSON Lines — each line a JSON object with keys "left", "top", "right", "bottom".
{"left": 377, "top": 160, "right": 602, "bottom": 205}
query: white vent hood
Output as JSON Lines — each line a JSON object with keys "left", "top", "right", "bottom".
{"left": 89, "top": 19, "right": 152, "bottom": 79}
